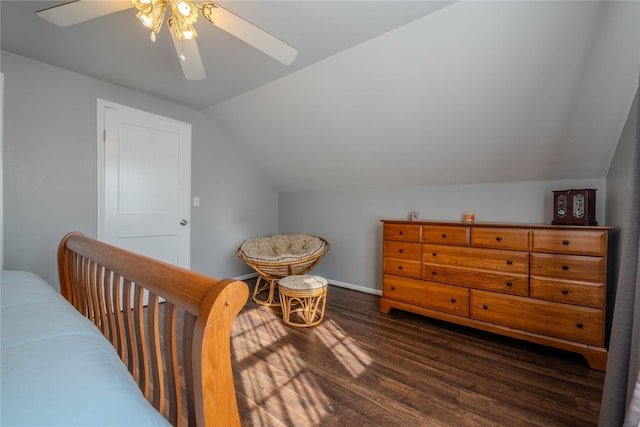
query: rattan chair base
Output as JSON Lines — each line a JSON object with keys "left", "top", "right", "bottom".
{"left": 252, "top": 276, "right": 281, "bottom": 307}
{"left": 279, "top": 286, "right": 327, "bottom": 327}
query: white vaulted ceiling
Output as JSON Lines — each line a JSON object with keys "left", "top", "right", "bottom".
{"left": 1, "top": 1, "right": 639, "bottom": 192}
{"left": 0, "top": 1, "right": 454, "bottom": 110}
{"left": 204, "top": 1, "right": 640, "bottom": 191}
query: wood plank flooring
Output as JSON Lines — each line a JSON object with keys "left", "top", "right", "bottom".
{"left": 231, "top": 280, "right": 604, "bottom": 427}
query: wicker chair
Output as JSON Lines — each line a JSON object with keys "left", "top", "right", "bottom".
{"left": 236, "top": 234, "right": 330, "bottom": 306}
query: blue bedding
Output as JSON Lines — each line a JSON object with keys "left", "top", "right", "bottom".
{"left": 1, "top": 270, "right": 169, "bottom": 426}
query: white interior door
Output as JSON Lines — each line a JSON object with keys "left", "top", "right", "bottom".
{"left": 98, "top": 100, "right": 191, "bottom": 268}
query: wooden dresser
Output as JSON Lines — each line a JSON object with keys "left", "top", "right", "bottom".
{"left": 380, "top": 220, "right": 613, "bottom": 370}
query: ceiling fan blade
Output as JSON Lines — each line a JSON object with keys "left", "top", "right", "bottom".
{"left": 200, "top": 2, "right": 298, "bottom": 66}
{"left": 169, "top": 32, "right": 206, "bottom": 80}
{"left": 36, "top": 0, "right": 133, "bottom": 27}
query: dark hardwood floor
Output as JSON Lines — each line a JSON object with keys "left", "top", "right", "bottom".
{"left": 231, "top": 279, "right": 604, "bottom": 427}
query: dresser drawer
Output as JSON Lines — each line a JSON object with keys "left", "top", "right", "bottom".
{"left": 423, "top": 244, "right": 528, "bottom": 274}
{"left": 470, "top": 290, "right": 603, "bottom": 346}
{"left": 530, "top": 278, "right": 604, "bottom": 309}
{"left": 530, "top": 253, "right": 605, "bottom": 283}
{"left": 383, "top": 275, "right": 469, "bottom": 317}
{"left": 384, "top": 241, "right": 422, "bottom": 261}
{"left": 424, "top": 264, "right": 528, "bottom": 296}
{"left": 384, "top": 224, "right": 421, "bottom": 242}
{"left": 471, "top": 228, "right": 530, "bottom": 251}
{"left": 383, "top": 258, "right": 422, "bottom": 279}
{"left": 532, "top": 230, "right": 607, "bottom": 256}
{"left": 422, "top": 226, "right": 470, "bottom": 246}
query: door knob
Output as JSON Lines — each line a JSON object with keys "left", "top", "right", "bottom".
{"left": 180, "top": 219, "right": 188, "bottom": 226}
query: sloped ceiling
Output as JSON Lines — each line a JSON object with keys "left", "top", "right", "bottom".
{"left": 0, "top": 1, "right": 454, "bottom": 109}
{"left": 205, "top": 1, "right": 640, "bottom": 192}
{"left": 2, "top": 1, "right": 638, "bottom": 193}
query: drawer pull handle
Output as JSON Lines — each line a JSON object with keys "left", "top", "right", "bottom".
{"left": 563, "top": 240, "right": 570, "bottom": 245}
{"left": 398, "top": 249, "right": 404, "bottom": 253}
{"left": 482, "top": 304, "right": 489, "bottom": 310}
{"left": 442, "top": 233, "right": 447, "bottom": 238}
{"left": 398, "top": 266, "right": 403, "bottom": 270}
{"left": 562, "top": 265, "right": 569, "bottom": 271}
{"left": 496, "top": 236, "right": 503, "bottom": 242}
{"left": 451, "top": 298, "right": 456, "bottom": 303}
{"left": 390, "top": 286, "right": 395, "bottom": 291}
{"left": 432, "top": 252, "right": 437, "bottom": 257}
{"left": 562, "top": 289, "right": 569, "bottom": 295}
{"left": 399, "top": 231, "right": 405, "bottom": 236}
{"left": 432, "top": 271, "right": 438, "bottom": 276}
{"left": 506, "top": 281, "right": 513, "bottom": 287}
{"left": 576, "top": 323, "right": 584, "bottom": 329}
{"left": 507, "top": 260, "right": 513, "bottom": 265}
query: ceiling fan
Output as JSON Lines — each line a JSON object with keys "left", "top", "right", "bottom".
{"left": 36, "top": 0, "right": 298, "bottom": 80}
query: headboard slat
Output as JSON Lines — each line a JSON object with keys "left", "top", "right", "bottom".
{"left": 111, "top": 273, "right": 126, "bottom": 360}
{"left": 133, "top": 285, "right": 149, "bottom": 397}
{"left": 163, "top": 302, "right": 182, "bottom": 427}
{"left": 183, "top": 312, "right": 197, "bottom": 427}
{"left": 148, "top": 292, "right": 164, "bottom": 412}
{"left": 122, "top": 279, "right": 137, "bottom": 379}
{"left": 103, "top": 269, "right": 116, "bottom": 347}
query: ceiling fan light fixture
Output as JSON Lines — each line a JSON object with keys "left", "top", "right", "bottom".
{"left": 136, "top": 10, "right": 153, "bottom": 27}
{"left": 134, "top": 0, "right": 165, "bottom": 36}
{"left": 199, "top": 2, "right": 216, "bottom": 25}
{"left": 168, "top": 16, "right": 197, "bottom": 41}
{"left": 132, "top": 0, "right": 152, "bottom": 11}
{"left": 182, "top": 27, "right": 196, "bottom": 40}
{"left": 35, "top": 0, "right": 297, "bottom": 82}
{"left": 176, "top": 0, "right": 191, "bottom": 17}
{"left": 170, "top": 0, "right": 198, "bottom": 25}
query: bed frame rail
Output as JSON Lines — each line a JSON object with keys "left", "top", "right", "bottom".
{"left": 57, "top": 232, "right": 248, "bottom": 427}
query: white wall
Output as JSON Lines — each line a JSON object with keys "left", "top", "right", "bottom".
{"left": 605, "top": 89, "right": 638, "bottom": 295}
{"left": 1, "top": 50, "right": 277, "bottom": 288}
{"left": 279, "top": 178, "right": 606, "bottom": 294}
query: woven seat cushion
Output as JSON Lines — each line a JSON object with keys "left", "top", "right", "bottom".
{"left": 279, "top": 275, "right": 328, "bottom": 291}
{"left": 239, "top": 234, "right": 326, "bottom": 263}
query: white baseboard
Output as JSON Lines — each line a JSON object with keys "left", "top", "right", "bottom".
{"left": 324, "top": 278, "right": 382, "bottom": 296}
{"left": 233, "top": 272, "right": 258, "bottom": 281}
{"left": 233, "top": 272, "right": 382, "bottom": 296}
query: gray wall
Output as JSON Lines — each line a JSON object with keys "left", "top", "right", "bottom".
{"left": 277, "top": 89, "right": 634, "bottom": 297}
{"left": 1, "top": 72, "right": 4, "bottom": 271}
{"left": 1, "top": 50, "right": 277, "bottom": 288}
{"left": 2, "top": 47, "right": 635, "bottom": 297}
{"left": 279, "top": 178, "right": 606, "bottom": 294}
{"left": 605, "top": 90, "right": 638, "bottom": 302}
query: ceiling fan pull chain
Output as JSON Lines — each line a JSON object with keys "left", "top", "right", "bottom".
{"left": 179, "top": 40, "right": 186, "bottom": 62}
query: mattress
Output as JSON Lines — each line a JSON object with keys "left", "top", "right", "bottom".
{"left": 1, "top": 270, "right": 169, "bottom": 426}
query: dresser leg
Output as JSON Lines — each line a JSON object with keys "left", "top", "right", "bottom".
{"left": 379, "top": 298, "right": 392, "bottom": 314}
{"left": 582, "top": 347, "right": 608, "bottom": 371}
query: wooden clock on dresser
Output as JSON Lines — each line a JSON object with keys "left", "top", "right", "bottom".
{"left": 380, "top": 220, "right": 613, "bottom": 371}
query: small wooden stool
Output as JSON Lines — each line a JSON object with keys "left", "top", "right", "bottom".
{"left": 278, "top": 275, "right": 328, "bottom": 327}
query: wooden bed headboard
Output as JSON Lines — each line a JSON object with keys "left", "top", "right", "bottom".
{"left": 57, "top": 232, "right": 248, "bottom": 427}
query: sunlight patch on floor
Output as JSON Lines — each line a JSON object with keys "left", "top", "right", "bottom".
{"left": 313, "top": 319, "right": 372, "bottom": 377}
{"left": 232, "top": 307, "right": 288, "bottom": 361}
{"left": 240, "top": 343, "right": 333, "bottom": 426}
